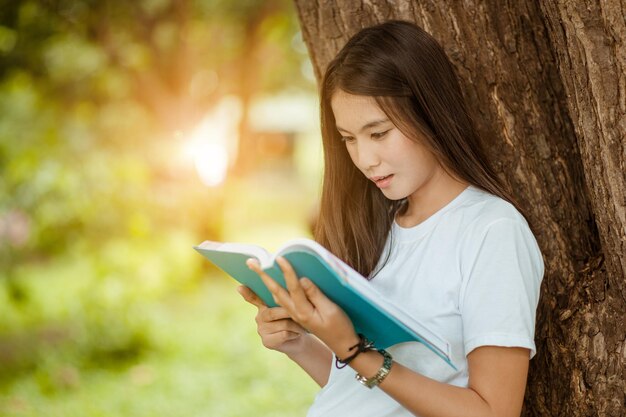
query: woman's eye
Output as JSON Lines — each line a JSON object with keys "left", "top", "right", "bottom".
{"left": 341, "top": 136, "right": 356, "bottom": 143}
{"left": 371, "top": 130, "right": 390, "bottom": 139}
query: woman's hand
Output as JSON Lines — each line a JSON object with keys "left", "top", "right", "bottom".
{"left": 239, "top": 284, "right": 334, "bottom": 387}
{"left": 246, "top": 256, "right": 360, "bottom": 359}
{"left": 237, "top": 285, "right": 309, "bottom": 356}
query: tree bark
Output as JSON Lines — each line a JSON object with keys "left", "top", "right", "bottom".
{"left": 293, "top": 1, "right": 625, "bottom": 416}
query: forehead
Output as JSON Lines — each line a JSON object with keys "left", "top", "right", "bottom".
{"left": 330, "top": 90, "right": 387, "bottom": 126}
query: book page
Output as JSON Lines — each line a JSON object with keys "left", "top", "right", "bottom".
{"left": 196, "top": 240, "right": 271, "bottom": 264}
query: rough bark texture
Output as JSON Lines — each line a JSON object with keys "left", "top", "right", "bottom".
{"left": 293, "top": 1, "right": 626, "bottom": 416}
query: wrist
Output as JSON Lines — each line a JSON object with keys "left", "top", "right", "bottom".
{"left": 334, "top": 333, "right": 375, "bottom": 369}
{"left": 349, "top": 349, "right": 383, "bottom": 374}
{"left": 332, "top": 334, "right": 362, "bottom": 362}
{"left": 354, "top": 349, "right": 393, "bottom": 388}
{"left": 284, "top": 332, "right": 314, "bottom": 360}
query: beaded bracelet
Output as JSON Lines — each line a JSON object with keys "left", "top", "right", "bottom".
{"left": 334, "top": 334, "right": 376, "bottom": 369}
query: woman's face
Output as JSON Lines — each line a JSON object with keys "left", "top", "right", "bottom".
{"left": 330, "top": 90, "right": 445, "bottom": 201}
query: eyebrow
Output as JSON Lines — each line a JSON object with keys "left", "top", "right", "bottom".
{"left": 336, "top": 118, "right": 391, "bottom": 135}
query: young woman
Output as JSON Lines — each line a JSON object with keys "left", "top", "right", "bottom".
{"left": 239, "top": 20, "right": 544, "bottom": 417}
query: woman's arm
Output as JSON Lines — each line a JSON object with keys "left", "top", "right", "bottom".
{"left": 285, "top": 332, "right": 333, "bottom": 387}
{"left": 238, "top": 286, "right": 333, "bottom": 387}
{"left": 248, "top": 256, "right": 530, "bottom": 417}
{"left": 348, "top": 344, "right": 529, "bottom": 417}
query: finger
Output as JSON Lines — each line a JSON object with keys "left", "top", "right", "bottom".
{"left": 258, "top": 306, "right": 294, "bottom": 323}
{"left": 237, "top": 286, "right": 267, "bottom": 310}
{"left": 247, "top": 258, "right": 295, "bottom": 311}
{"left": 300, "top": 278, "right": 336, "bottom": 310}
{"left": 270, "top": 330, "right": 302, "bottom": 340}
{"left": 246, "top": 259, "right": 282, "bottom": 294}
{"left": 261, "top": 331, "right": 302, "bottom": 349}
{"left": 276, "top": 256, "right": 315, "bottom": 316}
{"left": 260, "top": 318, "right": 306, "bottom": 335}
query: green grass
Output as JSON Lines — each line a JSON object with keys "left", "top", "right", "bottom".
{"left": 0, "top": 171, "right": 322, "bottom": 416}
{"left": 0, "top": 277, "right": 319, "bottom": 417}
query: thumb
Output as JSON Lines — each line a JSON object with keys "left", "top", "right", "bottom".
{"left": 300, "top": 278, "right": 335, "bottom": 309}
{"left": 237, "top": 285, "right": 267, "bottom": 310}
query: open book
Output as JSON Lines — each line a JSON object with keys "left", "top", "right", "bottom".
{"left": 194, "top": 237, "right": 454, "bottom": 368}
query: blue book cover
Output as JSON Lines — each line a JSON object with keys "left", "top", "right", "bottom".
{"left": 194, "top": 238, "right": 455, "bottom": 369}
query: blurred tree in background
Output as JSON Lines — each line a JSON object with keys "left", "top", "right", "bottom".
{"left": 0, "top": 0, "right": 312, "bottom": 277}
{"left": 0, "top": 1, "right": 319, "bottom": 415}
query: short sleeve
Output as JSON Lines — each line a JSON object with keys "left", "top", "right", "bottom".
{"left": 459, "top": 218, "right": 544, "bottom": 358}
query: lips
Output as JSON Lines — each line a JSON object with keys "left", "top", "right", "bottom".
{"left": 370, "top": 174, "right": 394, "bottom": 188}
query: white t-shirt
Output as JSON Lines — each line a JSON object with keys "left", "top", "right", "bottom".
{"left": 307, "top": 185, "right": 544, "bottom": 417}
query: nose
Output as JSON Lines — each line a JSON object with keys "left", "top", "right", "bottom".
{"left": 354, "top": 138, "right": 381, "bottom": 170}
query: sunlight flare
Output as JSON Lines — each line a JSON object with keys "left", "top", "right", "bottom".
{"left": 181, "top": 96, "right": 241, "bottom": 187}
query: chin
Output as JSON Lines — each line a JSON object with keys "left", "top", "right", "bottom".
{"left": 381, "top": 189, "right": 409, "bottom": 201}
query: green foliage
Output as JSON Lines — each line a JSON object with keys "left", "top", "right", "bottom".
{"left": 0, "top": 0, "right": 320, "bottom": 414}
{"left": 0, "top": 0, "right": 313, "bottom": 266}
{"left": 0, "top": 277, "right": 318, "bottom": 416}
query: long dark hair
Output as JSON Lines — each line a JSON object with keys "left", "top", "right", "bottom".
{"left": 315, "top": 20, "right": 519, "bottom": 278}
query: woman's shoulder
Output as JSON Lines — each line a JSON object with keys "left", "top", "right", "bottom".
{"left": 444, "top": 185, "right": 538, "bottom": 248}
{"left": 454, "top": 185, "right": 528, "bottom": 229}
{"left": 451, "top": 186, "right": 543, "bottom": 272}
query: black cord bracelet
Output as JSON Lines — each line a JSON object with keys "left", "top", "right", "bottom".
{"left": 334, "top": 334, "right": 376, "bottom": 369}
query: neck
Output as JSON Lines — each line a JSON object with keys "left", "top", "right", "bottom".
{"left": 396, "top": 170, "right": 469, "bottom": 228}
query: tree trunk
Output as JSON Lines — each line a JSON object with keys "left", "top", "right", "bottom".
{"left": 293, "top": 1, "right": 625, "bottom": 416}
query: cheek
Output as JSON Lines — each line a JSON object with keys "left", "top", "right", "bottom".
{"left": 345, "top": 146, "right": 360, "bottom": 168}
{"left": 403, "top": 141, "right": 436, "bottom": 168}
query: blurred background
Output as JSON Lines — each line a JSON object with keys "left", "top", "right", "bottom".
{"left": 0, "top": 0, "right": 322, "bottom": 415}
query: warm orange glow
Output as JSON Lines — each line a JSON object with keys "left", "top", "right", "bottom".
{"left": 193, "top": 142, "right": 229, "bottom": 187}
{"left": 181, "top": 97, "right": 241, "bottom": 187}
